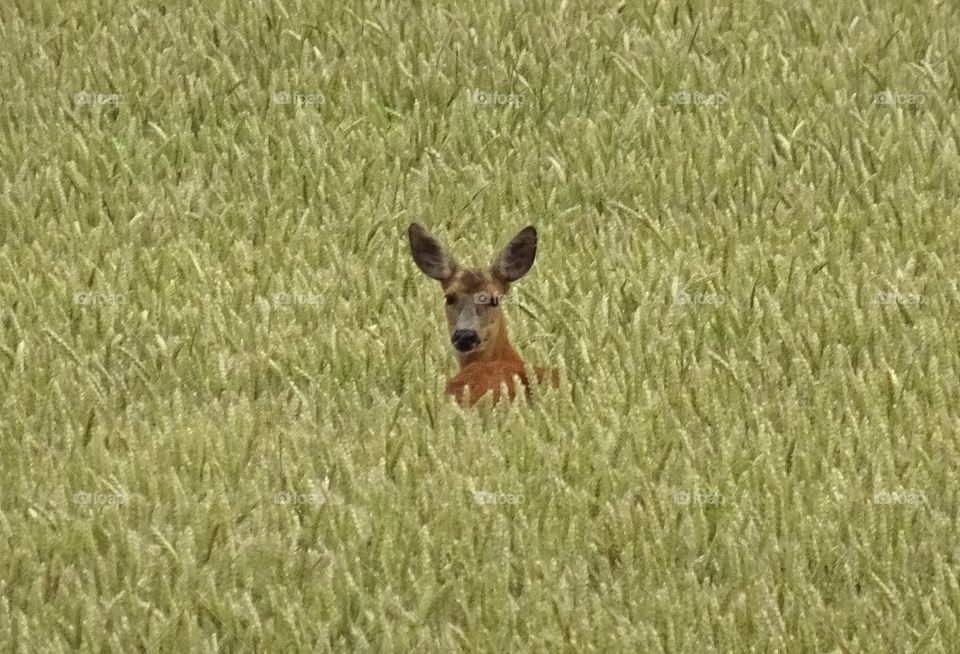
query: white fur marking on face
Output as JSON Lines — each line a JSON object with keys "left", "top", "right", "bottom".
{"left": 455, "top": 303, "right": 479, "bottom": 332}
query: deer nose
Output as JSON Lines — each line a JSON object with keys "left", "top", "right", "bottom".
{"left": 452, "top": 329, "right": 479, "bottom": 352}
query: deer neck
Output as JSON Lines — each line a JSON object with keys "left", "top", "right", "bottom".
{"left": 457, "top": 316, "right": 522, "bottom": 369}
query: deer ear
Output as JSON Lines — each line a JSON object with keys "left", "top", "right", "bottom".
{"left": 492, "top": 226, "right": 537, "bottom": 283}
{"left": 408, "top": 223, "right": 456, "bottom": 281}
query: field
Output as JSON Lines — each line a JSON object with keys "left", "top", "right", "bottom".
{"left": 2, "top": 0, "right": 959, "bottom": 651}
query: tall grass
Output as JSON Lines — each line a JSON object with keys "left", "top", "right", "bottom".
{"left": 1, "top": 0, "right": 958, "bottom": 651}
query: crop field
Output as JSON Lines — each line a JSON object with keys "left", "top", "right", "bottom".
{"left": 1, "top": 0, "right": 959, "bottom": 651}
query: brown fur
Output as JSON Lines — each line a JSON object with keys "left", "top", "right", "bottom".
{"left": 446, "top": 362, "right": 560, "bottom": 406}
{"left": 443, "top": 269, "right": 491, "bottom": 295}
{"left": 408, "top": 223, "right": 561, "bottom": 407}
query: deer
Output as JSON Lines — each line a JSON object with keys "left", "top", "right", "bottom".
{"left": 407, "top": 223, "right": 560, "bottom": 406}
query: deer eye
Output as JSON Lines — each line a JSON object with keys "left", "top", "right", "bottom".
{"left": 445, "top": 294, "right": 456, "bottom": 306}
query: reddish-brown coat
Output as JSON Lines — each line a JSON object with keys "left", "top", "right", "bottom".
{"left": 442, "top": 319, "right": 559, "bottom": 406}
{"left": 407, "top": 222, "right": 562, "bottom": 407}
{"left": 445, "top": 363, "right": 560, "bottom": 406}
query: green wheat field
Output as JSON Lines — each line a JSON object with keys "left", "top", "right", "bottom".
{"left": 2, "top": 0, "right": 959, "bottom": 651}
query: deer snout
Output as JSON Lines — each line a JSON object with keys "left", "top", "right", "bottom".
{"left": 452, "top": 329, "right": 480, "bottom": 352}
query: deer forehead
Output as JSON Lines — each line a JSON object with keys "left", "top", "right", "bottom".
{"left": 442, "top": 268, "right": 505, "bottom": 295}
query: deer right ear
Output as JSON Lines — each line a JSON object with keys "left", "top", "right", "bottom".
{"left": 492, "top": 225, "right": 537, "bottom": 283}
{"left": 408, "top": 223, "right": 456, "bottom": 281}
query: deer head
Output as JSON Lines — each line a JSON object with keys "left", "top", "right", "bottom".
{"left": 407, "top": 223, "right": 537, "bottom": 366}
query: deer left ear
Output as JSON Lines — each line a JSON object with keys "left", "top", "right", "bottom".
{"left": 492, "top": 226, "right": 537, "bottom": 283}
{"left": 408, "top": 223, "right": 456, "bottom": 281}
